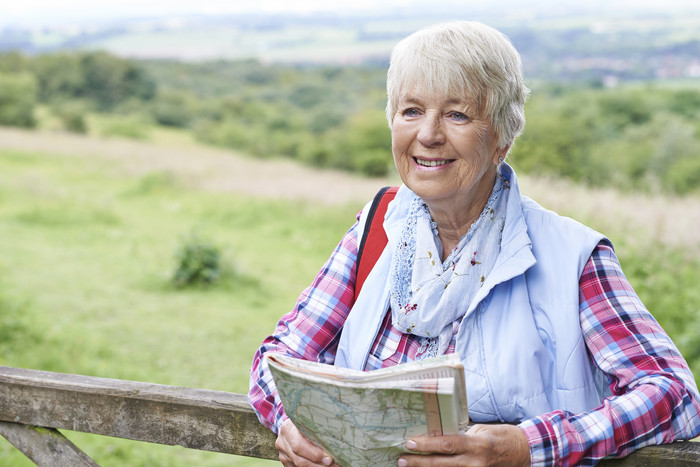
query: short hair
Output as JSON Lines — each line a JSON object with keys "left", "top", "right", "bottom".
{"left": 386, "top": 21, "right": 530, "bottom": 149}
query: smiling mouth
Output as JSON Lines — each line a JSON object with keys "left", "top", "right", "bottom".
{"left": 414, "top": 158, "right": 454, "bottom": 167}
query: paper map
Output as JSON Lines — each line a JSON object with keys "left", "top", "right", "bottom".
{"left": 267, "top": 353, "right": 468, "bottom": 466}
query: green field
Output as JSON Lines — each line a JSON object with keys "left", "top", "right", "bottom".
{"left": 0, "top": 139, "right": 362, "bottom": 465}
{"left": 0, "top": 129, "right": 699, "bottom": 465}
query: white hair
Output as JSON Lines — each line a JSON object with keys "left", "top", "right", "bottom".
{"left": 386, "top": 21, "right": 530, "bottom": 149}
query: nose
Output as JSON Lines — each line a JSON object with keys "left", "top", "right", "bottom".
{"left": 417, "top": 113, "right": 445, "bottom": 147}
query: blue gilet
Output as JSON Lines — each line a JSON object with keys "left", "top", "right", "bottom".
{"left": 335, "top": 164, "right": 610, "bottom": 422}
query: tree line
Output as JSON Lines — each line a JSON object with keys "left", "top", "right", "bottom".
{"left": 0, "top": 50, "right": 699, "bottom": 193}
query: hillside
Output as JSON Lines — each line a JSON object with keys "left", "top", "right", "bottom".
{"left": 2, "top": 125, "right": 698, "bottom": 251}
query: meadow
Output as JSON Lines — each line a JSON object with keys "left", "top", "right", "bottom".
{"left": 0, "top": 126, "right": 699, "bottom": 465}
{"left": 0, "top": 129, "right": 370, "bottom": 465}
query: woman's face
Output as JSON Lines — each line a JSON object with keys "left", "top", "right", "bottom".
{"left": 391, "top": 87, "right": 508, "bottom": 212}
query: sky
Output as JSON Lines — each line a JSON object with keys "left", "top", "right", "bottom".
{"left": 3, "top": 0, "right": 699, "bottom": 27}
{"left": 5, "top": 0, "right": 393, "bottom": 26}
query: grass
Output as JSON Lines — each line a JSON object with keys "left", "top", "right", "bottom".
{"left": 0, "top": 146, "right": 359, "bottom": 465}
{"left": 0, "top": 138, "right": 699, "bottom": 464}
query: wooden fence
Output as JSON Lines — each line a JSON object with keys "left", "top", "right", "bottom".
{"left": 0, "top": 366, "right": 698, "bottom": 466}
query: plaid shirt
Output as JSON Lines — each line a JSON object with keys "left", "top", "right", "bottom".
{"left": 248, "top": 218, "right": 700, "bottom": 465}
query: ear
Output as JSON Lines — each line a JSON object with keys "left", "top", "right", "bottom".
{"left": 493, "top": 144, "right": 510, "bottom": 165}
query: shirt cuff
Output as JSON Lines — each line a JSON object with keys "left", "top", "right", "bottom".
{"left": 518, "top": 415, "right": 562, "bottom": 466}
{"left": 274, "top": 411, "right": 289, "bottom": 434}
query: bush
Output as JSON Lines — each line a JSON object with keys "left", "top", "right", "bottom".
{"left": 32, "top": 53, "right": 83, "bottom": 102}
{"left": 0, "top": 72, "right": 37, "bottom": 128}
{"left": 54, "top": 101, "right": 88, "bottom": 133}
{"left": 79, "top": 51, "right": 156, "bottom": 110}
{"left": 357, "top": 150, "right": 391, "bottom": 177}
{"left": 665, "top": 155, "right": 700, "bottom": 195}
{"left": 619, "top": 244, "right": 700, "bottom": 342}
{"left": 150, "top": 89, "right": 197, "bottom": 128}
{"left": 98, "top": 115, "right": 150, "bottom": 140}
{"left": 172, "top": 233, "right": 222, "bottom": 288}
{"left": 195, "top": 119, "right": 249, "bottom": 149}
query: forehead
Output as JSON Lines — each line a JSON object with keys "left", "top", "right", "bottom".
{"left": 394, "top": 60, "right": 479, "bottom": 106}
{"left": 398, "top": 86, "right": 476, "bottom": 108}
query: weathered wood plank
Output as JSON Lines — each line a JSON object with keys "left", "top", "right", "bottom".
{"left": 0, "top": 366, "right": 278, "bottom": 460}
{"left": 598, "top": 442, "right": 700, "bottom": 466}
{"left": 0, "top": 421, "right": 99, "bottom": 467}
{"left": 0, "top": 366, "right": 698, "bottom": 465}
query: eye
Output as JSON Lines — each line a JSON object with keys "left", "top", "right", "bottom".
{"left": 401, "top": 107, "right": 421, "bottom": 117}
{"left": 448, "top": 111, "right": 469, "bottom": 122}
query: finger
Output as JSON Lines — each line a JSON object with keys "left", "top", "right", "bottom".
{"left": 405, "top": 434, "right": 470, "bottom": 455}
{"left": 285, "top": 434, "right": 334, "bottom": 465}
{"left": 401, "top": 425, "right": 530, "bottom": 466}
{"left": 399, "top": 435, "right": 489, "bottom": 467}
{"left": 278, "top": 438, "right": 334, "bottom": 467}
{"left": 278, "top": 451, "right": 292, "bottom": 467}
{"left": 277, "top": 420, "right": 336, "bottom": 466}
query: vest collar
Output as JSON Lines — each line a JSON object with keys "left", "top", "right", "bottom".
{"left": 384, "top": 164, "right": 536, "bottom": 318}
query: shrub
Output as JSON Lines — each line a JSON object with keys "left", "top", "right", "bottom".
{"left": 99, "top": 115, "right": 150, "bottom": 140}
{"left": 54, "top": 101, "right": 88, "bottom": 133}
{"left": 79, "top": 51, "right": 156, "bottom": 110}
{"left": 0, "top": 72, "right": 37, "bottom": 128}
{"left": 172, "top": 233, "right": 222, "bottom": 288}
{"left": 665, "top": 155, "right": 700, "bottom": 196}
{"left": 150, "top": 89, "right": 197, "bottom": 128}
{"left": 357, "top": 150, "right": 391, "bottom": 177}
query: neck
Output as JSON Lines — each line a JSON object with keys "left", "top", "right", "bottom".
{"left": 428, "top": 173, "right": 497, "bottom": 261}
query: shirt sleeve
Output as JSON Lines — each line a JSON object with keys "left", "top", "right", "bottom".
{"left": 519, "top": 242, "right": 700, "bottom": 465}
{"left": 248, "top": 218, "right": 361, "bottom": 433}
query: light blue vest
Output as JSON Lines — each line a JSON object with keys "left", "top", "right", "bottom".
{"left": 336, "top": 165, "right": 610, "bottom": 422}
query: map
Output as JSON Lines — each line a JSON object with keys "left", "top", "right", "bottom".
{"left": 267, "top": 354, "right": 468, "bottom": 466}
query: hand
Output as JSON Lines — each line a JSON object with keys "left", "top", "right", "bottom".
{"left": 397, "top": 424, "right": 531, "bottom": 467}
{"left": 276, "top": 419, "right": 340, "bottom": 467}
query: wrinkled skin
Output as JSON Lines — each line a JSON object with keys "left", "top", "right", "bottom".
{"left": 276, "top": 419, "right": 341, "bottom": 467}
{"left": 276, "top": 420, "right": 530, "bottom": 466}
{"left": 397, "top": 424, "right": 531, "bottom": 467}
{"left": 391, "top": 87, "right": 510, "bottom": 258}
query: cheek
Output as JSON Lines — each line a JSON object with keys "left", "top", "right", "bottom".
{"left": 391, "top": 121, "right": 411, "bottom": 151}
{"left": 391, "top": 132, "right": 407, "bottom": 161}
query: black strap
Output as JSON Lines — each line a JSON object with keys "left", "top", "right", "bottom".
{"left": 355, "top": 186, "right": 391, "bottom": 276}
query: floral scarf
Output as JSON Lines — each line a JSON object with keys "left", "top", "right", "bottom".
{"left": 389, "top": 174, "right": 509, "bottom": 358}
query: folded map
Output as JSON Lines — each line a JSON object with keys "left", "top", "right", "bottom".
{"left": 266, "top": 353, "right": 469, "bottom": 466}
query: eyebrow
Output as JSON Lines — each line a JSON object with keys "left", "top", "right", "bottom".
{"left": 400, "top": 95, "right": 468, "bottom": 106}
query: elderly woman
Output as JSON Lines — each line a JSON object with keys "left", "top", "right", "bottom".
{"left": 249, "top": 21, "right": 700, "bottom": 466}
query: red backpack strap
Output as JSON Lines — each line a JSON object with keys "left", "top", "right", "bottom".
{"left": 354, "top": 186, "right": 399, "bottom": 302}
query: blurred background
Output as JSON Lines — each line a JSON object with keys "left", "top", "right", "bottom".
{"left": 0, "top": 1, "right": 699, "bottom": 465}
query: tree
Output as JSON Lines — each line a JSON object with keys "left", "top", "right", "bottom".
{"left": 0, "top": 51, "right": 29, "bottom": 73}
{"left": 150, "top": 89, "right": 198, "bottom": 128}
{"left": 32, "top": 53, "right": 83, "bottom": 102}
{"left": 0, "top": 72, "right": 37, "bottom": 127}
{"left": 79, "top": 52, "right": 155, "bottom": 110}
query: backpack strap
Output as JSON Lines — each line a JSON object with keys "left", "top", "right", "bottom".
{"left": 354, "top": 186, "right": 399, "bottom": 302}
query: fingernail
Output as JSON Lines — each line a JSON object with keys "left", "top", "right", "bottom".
{"left": 406, "top": 439, "right": 417, "bottom": 450}
{"left": 322, "top": 456, "right": 333, "bottom": 466}
{"left": 398, "top": 458, "right": 408, "bottom": 467}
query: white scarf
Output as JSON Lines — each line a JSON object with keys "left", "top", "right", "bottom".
{"left": 389, "top": 174, "right": 509, "bottom": 357}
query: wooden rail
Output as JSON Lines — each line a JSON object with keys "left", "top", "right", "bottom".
{"left": 0, "top": 366, "right": 698, "bottom": 466}
{"left": 0, "top": 366, "right": 277, "bottom": 465}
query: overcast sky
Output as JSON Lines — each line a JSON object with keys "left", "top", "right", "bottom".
{"left": 7, "top": 0, "right": 389, "bottom": 25}
{"left": 2, "top": 0, "right": 699, "bottom": 27}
